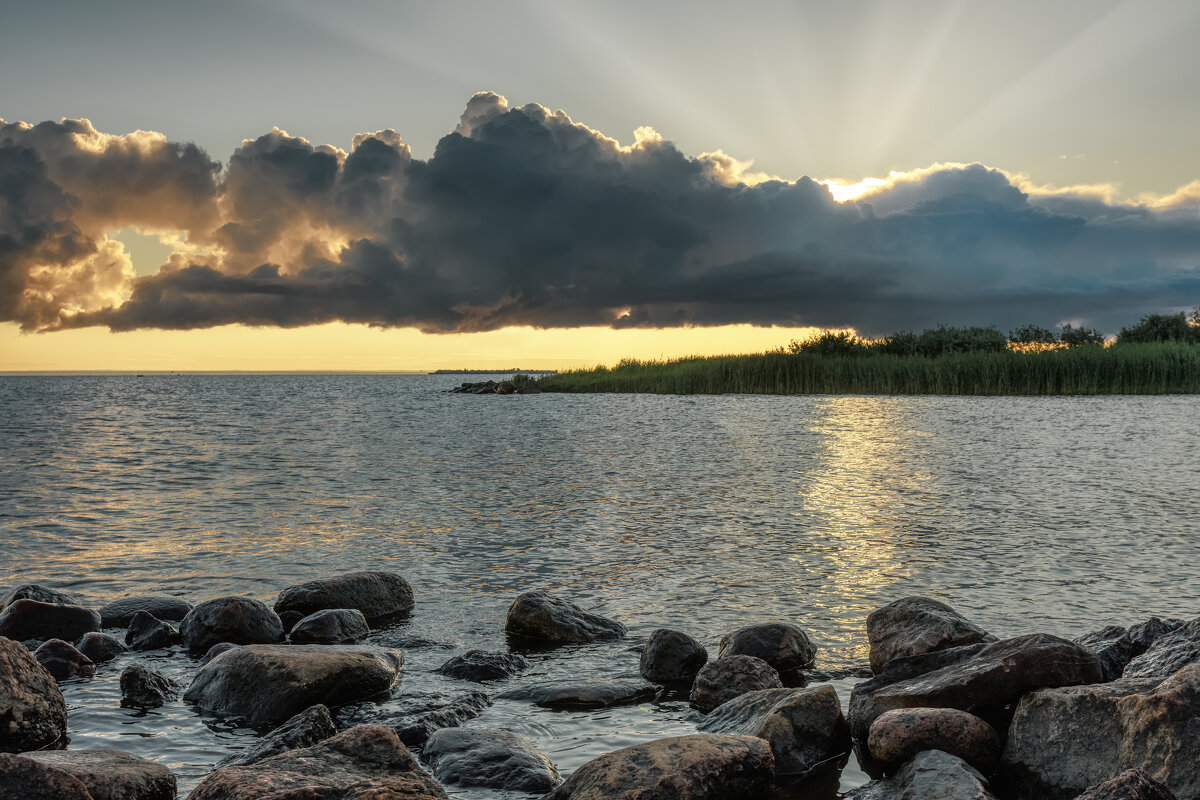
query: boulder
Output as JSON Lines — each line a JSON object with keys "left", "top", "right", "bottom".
{"left": 0, "top": 636, "right": 68, "bottom": 752}
{"left": 640, "top": 628, "right": 708, "bottom": 684}
{"left": 0, "top": 584, "right": 78, "bottom": 610}
{"left": 217, "top": 704, "right": 336, "bottom": 767}
{"left": 0, "top": 753, "right": 93, "bottom": 799}
{"left": 436, "top": 648, "right": 528, "bottom": 682}
{"left": 120, "top": 664, "right": 177, "bottom": 709}
{"left": 867, "top": 707, "right": 1001, "bottom": 774}
{"left": 422, "top": 727, "right": 561, "bottom": 792}
{"left": 372, "top": 691, "right": 493, "bottom": 746}
{"left": 1001, "top": 663, "right": 1200, "bottom": 799}
{"left": 845, "top": 749, "right": 999, "bottom": 799}
{"left": 495, "top": 380, "right": 516, "bottom": 395}
{"left": 97, "top": 595, "right": 192, "bottom": 628}
{"left": 34, "top": 639, "right": 96, "bottom": 681}
{"left": 504, "top": 591, "right": 626, "bottom": 643}
{"left": 698, "top": 685, "right": 850, "bottom": 779}
{"left": 690, "top": 655, "right": 782, "bottom": 713}
{"left": 75, "top": 632, "right": 125, "bottom": 663}
{"left": 178, "top": 597, "right": 283, "bottom": 653}
{"left": 0, "top": 600, "right": 101, "bottom": 643}
{"left": 198, "top": 642, "right": 239, "bottom": 666}
{"left": 189, "top": 724, "right": 448, "bottom": 800}
{"left": 867, "top": 597, "right": 994, "bottom": 674}
{"left": 1127, "top": 617, "right": 1186, "bottom": 650}
{"left": 541, "top": 734, "right": 774, "bottom": 800}
{"left": 274, "top": 571, "right": 414, "bottom": 620}
{"left": 288, "top": 608, "right": 369, "bottom": 644}
{"left": 124, "top": 611, "right": 180, "bottom": 651}
{"left": 21, "top": 750, "right": 176, "bottom": 800}
{"left": 1076, "top": 618, "right": 1189, "bottom": 682}
{"left": 718, "top": 622, "right": 816, "bottom": 675}
{"left": 277, "top": 610, "right": 303, "bottom": 635}
{"left": 1076, "top": 626, "right": 1137, "bottom": 682}
{"left": 1124, "top": 617, "right": 1200, "bottom": 679}
{"left": 849, "top": 633, "right": 1103, "bottom": 741}
{"left": 499, "top": 680, "right": 657, "bottom": 709}
{"left": 1075, "top": 769, "right": 1179, "bottom": 800}
{"left": 184, "top": 644, "right": 402, "bottom": 725}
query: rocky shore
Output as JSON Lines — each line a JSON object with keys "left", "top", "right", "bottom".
{"left": 1, "top": 577, "right": 1197, "bottom": 799}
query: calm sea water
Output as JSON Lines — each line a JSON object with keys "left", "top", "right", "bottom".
{"left": 1, "top": 375, "right": 1197, "bottom": 797}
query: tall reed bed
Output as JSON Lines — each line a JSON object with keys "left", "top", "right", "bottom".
{"left": 538, "top": 343, "right": 1200, "bottom": 395}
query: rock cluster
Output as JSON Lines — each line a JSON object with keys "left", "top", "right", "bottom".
{"left": 451, "top": 379, "right": 543, "bottom": 394}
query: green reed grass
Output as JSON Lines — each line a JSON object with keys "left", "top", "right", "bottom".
{"left": 538, "top": 343, "right": 1200, "bottom": 395}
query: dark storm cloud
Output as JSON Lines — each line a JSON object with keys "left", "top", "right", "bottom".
{"left": 3, "top": 94, "right": 1199, "bottom": 335}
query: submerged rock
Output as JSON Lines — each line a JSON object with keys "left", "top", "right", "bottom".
{"left": 274, "top": 571, "right": 414, "bottom": 620}
{"left": 504, "top": 590, "right": 626, "bottom": 643}
{"left": 189, "top": 724, "right": 448, "bottom": 800}
{"left": 21, "top": 750, "right": 176, "bottom": 800}
{"left": 34, "top": 639, "right": 96, "bottom": 681}
{"left": 845, "top": 749, "right": 999, "bottom": 799}
{"left": 718, "top": 622, "right": 816, "bottom": 675}
{"left": 499, "top": 680, "right": 657, "bottom": 709}
{"left": 422, "top": 727, "right": 561, "bottom": 792}
{"left": 380, "top": 691, "right": 494, "bottom": 746}
{"left": 1001, "top": 663, "right": 1200, "bottom": 799}
{"left": 76, "top": 632, "right": 125, "bottom": 663}
{"left": 698, "top": 685, "right": 850, "bottom": 779}
{"left": 179, "top": 597, "right": 283, "bottom": 653}
{"left": 98, "top": 595, "right": 192, "bottom": 628}
{"left": 1075, "top": 769, "right": 1179, "bottom": 800}
{"left": 690, "top": 654, "right": 783, "bottom": 713}
{"left": 0, "top": 599, "right": 101, "bottom": 643}
{"left": 289, "top": 608, "right": 369, "bottom": 644}
{"left": 120, "top": 664, "right": 178, "bottom": 709}
{"left": 867, "top": 597, "right": 994, "bottom": 674}
{"left": 124, "top": 611, "right": 180, "bottom": 651}
{"left": 436, "top": 648, "right": 528, "bottom": 682}
{"left": 184, "top": 644, "right": 402, "bottom": 725}
{"left": 217, "top": 704, "right": 337, "bottom": 767}
{"left": 0, "top": 635, "right": 68, "bottom": 752}
{"left": 0, "top": 753, "right": 92, "bottom": 799}
{"left": 640, "top": 628, "right": 708, "bottom": 684}
{"left": 0, "top": 584, "right": 78, "bottom": 610}
{"left": 542, "top": 734, "right": 774, "bottom": 800}
{"left": 1123, "top": 617, "right": 1200, "bottom": 679}
{"left": 867, "top": 707, "right": 1001, "bottom": 774}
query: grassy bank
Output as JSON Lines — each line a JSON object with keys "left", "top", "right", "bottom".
{"left": 538, "top": 342, "right": 1200, "bottom": 395}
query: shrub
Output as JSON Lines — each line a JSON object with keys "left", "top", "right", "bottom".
{"left": 1059, "top": 324, "right": 1106, "bottom": 347}
{"left": 787, "top": 330, "right": 870, "bottom": 357}
{"left": 1117, "top": 312, "right": 1197, "bottom": 344}
{"left": 1009, "top": 324, "right": 1058, "bottom": 344}
{"left": 915, "top": 325, "right": 1008, "bottom": 356}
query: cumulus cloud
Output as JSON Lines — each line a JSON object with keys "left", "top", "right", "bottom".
{"left": 2, "top": 93, "right": 1199, "bottom": 336}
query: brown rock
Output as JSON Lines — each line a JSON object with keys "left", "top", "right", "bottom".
{"left": 1075, "top": 769, "right": 1178, "bottom": 800}
{"left": 97, "top": 595, "right": 192, "bottom": 628}
{"left": 0, "top": 636, "right": 68, "bottom": 752}
{"left": 0, "top": 600, "right": 101, "bottom": 643}
{"left": 0, "top": 585, "right": 78, "bottom": 610}
{"left": 718, "top": 622, "right": 816, "bottom": 674}
{"left": 845, "top": 749, "right": 1000, "bottom": 799}
{"left": 640, "top": 629, "right": 708, "bottom": 684}
{"left": 274, "top": 571, "right": 414, "bottom": 620}
{"left": 33, "top": 639, "right": 96, "bottom": 681}
{"left": 690, "top": 655, "right": 782, "bottom": 713}
{"left": 867, "top": 597, "right": 993, "bottom": 674}
{"left": 21, "top": 750, "right": 176, "bottom": 800}
{"left": 0, "top": 753, "right": 94, "bottom": 799}
{"left": 179, "top": 596, "right": 283, "bottom": 653}
{"left": 504, "top": 591, "right": 626, "bottom": 643}
{"left": 867, "top": 707, "right": 1001, "bottom": 773}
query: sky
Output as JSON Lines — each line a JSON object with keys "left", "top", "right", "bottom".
{"left": 2, "top": 0, "right": 1199, "bottom": 370}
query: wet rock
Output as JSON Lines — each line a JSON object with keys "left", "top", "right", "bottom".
{"left": 0, "top": 584, "right": 78, "bottom": 610}
{"left": 277, "top": 610, "right": 303, "bottom": 635}
{"left": 21, "top": 750, "right": 176, "bottom": 800}
{"left": 867, "top": 597, "right": 994, "bottom": 674}
{"left": 1127, "top": 617, "right": 1186, "bottom": 650}
{"left": 1075, "top": 769, "right": 1179, "bottom": 800}
{"left": 380, "top": 691, "right": 494, "bottom": 746}
{"left": 120, "top": 664, "right": 178, "bottom": 708}
{"left": 436, "top": 648, "right": 528, "bottom": 682}
{"left": 495, "top": 380, "right": 516, "bottom": 395}
{"left": 184, "top": 644, "right": 403, "bottom": 725}
{"left": 1001, "top": 663, "right": 1200, "bottom": 799}
{"left": 698, "top": 685, "right": 850, "bottom": 779}
{"left": 0, "top": 599, "right": 101, "bottom": 643}
{"left": 124, "top": 611, "right": 180, "bottom": 651}
{"left": 845, "top": 749, "right": 999, "bottom": 799}
{"left": 718, "top": 622, "right": 816, "bottom": 676}
{"left": 189, "top": 724, "right": 449, "bottom": 800}
{"left": 1076, "top": 626, "right": 1137, "bottom": 682}
{"left": 97, "top": 595, "right": 192, "bottom": 628}
{"left": 640, "top": 628, "right": 708, "bottom": 684}
{"left": 274, "top": 571, "right": 414, "bottom": 620}
{"left": 422, "top": 727, "right": 561, "bottom": 792}
{"left": 75, "top": 632, "right": 125, "bottom": 663}
{"left": 542, "top": 734, "right": 774, "bottom": 800}
{"left": 217, "top": 704, "right": 336, "bottom": 767}
{"left": 504, "top": 590, "right": 626, "bottom": 643}
{"left": 848, "top": 633, "right": 1102, "bottom": 741}
{"left": 199, "top": 642, "right": 239, "bottom": 666}
{"left": 289, "top": 608, "right": 369, "bottom": 644}
{"left": 499, "top": 680, "right": 657, "bottom": 709}
{"left": 0, "top": 753, "right": 93, "bottom": 799}
{"left": 690, "top": 654, "right": 783, "bottom": 713}
{"left": 34, "top": 639, "right": 96, "bottom": 681}
{"left": 1124, "top": 617, "right": 1200, "bottom": 679}
{"left": 0, "top": 636, "right": 68, "bottom": 752}
{"left": 867, "top": 707, "right": 1001, "bottom": 774}
{"left": 179, "top": 596, "right": 283, "bottom": 653}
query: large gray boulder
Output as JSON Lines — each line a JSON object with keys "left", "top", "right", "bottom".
{"left": 189, "top": 724, "right": 448, "bottom": 800}
{"left": 21, "top": 750, "right": 176, "bottom": 800}
{"left": 718, "top": 622, "right": 816, "bottom": 675}
{"left": 274, "top": 571, "right": 414, "bottom": 619}
{"left": 75, "top": 632, "right": 125, "bottom": 663}
{"left": 0, "top": 584, "right": 78, "bottom": 610}
{"left": 698, "top": 685, "right": 850, "bottom": 779}
{"left": 184, "top": 644, "right": 403, "bottom": 725}
{"left": 1124, "top": 617, "right": 1200, "bottom": 679}
{"left": 867, "top": 707, "right": 1001, "bottom": 774}
{"left": 120, "top": 664, "right": 178, "bottom": 709}
{"left": 1076, "top": 617, "right": 1188, "bottom": 682}
{"left": 288, "top": 608, "right": 369, "bottom": 644}
{"left": 0, "top": 599, "right": 101, "bottom": 643}
{"left": 849, "top": 633, "right": 1102, "bottom": 741}
{"left": 367, "top": 691, "right": 493, "bottom": 746}
{"left": 845, "top": 749, "right": 999, "bottom": 799}
{"left": 98, "top": 595, "right": 192, "bottom": 628}
{"left": 640, "top": 628, "right": 708, "bottom": 684}
{"left": 179, "top": 596, "right": 283, "bottom": 653}
{"left": 124, "top": 611, "right": 180, "bottom": 651}
{"left": 504, "top": 591, "right": 626, "bottom": 643}
{"left": 541, "top": 734, "right": 775, "bottom": 800}
{"left": 0, "top": 636, "right": 68, "bottom": 752}
{"left": 867, "top": 597, "right": 994, "bottom": 674}
{"left": 690, "top": 655, "right": 782, "bottom": 713}
{"left": 217, "top": 704, "right": 336, "bottom": 767}
{"left": 1075, "top": 769, "right": 1178, "bottom": 800}
{"left": 499, "top": 680, "right": 657, "bottom": 709}
{"left": 33, "top": 639, "right": 96, "bottom": 681}
{"left": 0, "top": 753, "right": 93, "bottom": 799}
{"left": 422, "top": 727, "right": 561, "bottom": 792}
{"left": 1001, "top": 663, "right": 1200, "bottom": 800}
{"left": 1075, "top": 625, "right": 1138, "bottom": 683}
{"left": 437, "top": 648, "right": 528, "bottom": 682}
